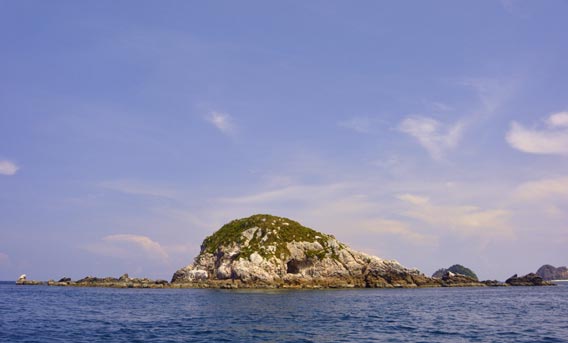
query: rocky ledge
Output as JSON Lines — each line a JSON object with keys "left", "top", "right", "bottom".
{"left": 17, "top": 274, "right": 169, "bottom": 288}
{"left": 16, "top": 274, "right": 43, "bottom": 285}
{"left": 171, "top": 214, "right": 489, "bottom": 289}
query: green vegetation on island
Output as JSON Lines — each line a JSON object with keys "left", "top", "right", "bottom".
{"left": 433, "top": 264, "right": 479, "bottom": 281}
{"left": 200, "top": 214, "right": 343, "bottom": 260}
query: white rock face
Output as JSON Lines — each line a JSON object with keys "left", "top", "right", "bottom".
{"left": 171, "top": 215, "right": 423, "bottom": 287}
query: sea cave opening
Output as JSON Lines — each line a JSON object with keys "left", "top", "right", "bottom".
{"left": 286, "top": 260, "right": 300, "bottom": 274}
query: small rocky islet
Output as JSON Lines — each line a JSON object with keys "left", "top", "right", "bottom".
{"left": 535, "top": 264, "right": 568, "bottom": 281}
{"left": 17, "top": 214, "right": 554, "bottom": 289}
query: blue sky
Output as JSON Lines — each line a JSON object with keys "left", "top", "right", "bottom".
{"left": 1, "top": 1, "right": 567, "bottom": 281}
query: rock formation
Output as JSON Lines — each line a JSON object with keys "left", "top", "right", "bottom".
{"left": 536, "top": 264, "right": 568, "bottom": 281}
{"left": 15, "top": 274, "right": 43, "bottom": 285}
{"left": 438, "top": 271, "right": 484, "bottom": 287}
{"left": 432, "top": 264, "right": 479, "bottom": 281}
{"left": 44, "top": 274, "right": 169, "bottom": 288}
{"left": 505, "top": 273, "right": 554, "bottom": 286}
{"left": 171, "top": 214, "right": 482, "bottom": 288}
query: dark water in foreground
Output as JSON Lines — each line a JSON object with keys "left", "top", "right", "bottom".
{"left": 1, "top": 281, "right": 567, "bottom": 342}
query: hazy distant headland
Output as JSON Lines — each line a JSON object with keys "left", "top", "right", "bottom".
{"left": 536, "top": 264, "right": 568, "bottom": 281}
{"left": 17, "top": 215, "right": 555, "bottom": 289}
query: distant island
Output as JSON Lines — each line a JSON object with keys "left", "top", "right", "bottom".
{"left": 536, "top": 264, "right": 568, "bottom": 281}
{"left": 17, "top": 214, "right": 554, "bottom": 289}
{"left": 432, "top": 264, "right": 479, "bottom": 281}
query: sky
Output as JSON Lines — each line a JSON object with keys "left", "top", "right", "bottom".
{"left": 1, "top": 0, "right": 567, "bottom": 281}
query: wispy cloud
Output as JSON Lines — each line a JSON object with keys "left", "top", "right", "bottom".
{"left": 338, "top": 117, "right": 374, "bottom": 133}
{"left": 506, "top": 111, "right": 568, "bottom": 155}
{"left": 499, "top": 0, "right": 530, "bottom": 18}
{"left": 431, "top": 102, "right": 454, "bottom": 112}
{"left": 398, "top": 193, "right": 512, "bottom": 237}
{"left": 546, "top": 111, "right": 568, "bottom": 128}
{"left": 462, "top": 77, "right": 517, "bottom": 118}
{"left": 397, "top": 193, "right": 429, "bottom": 206}
{"left": 0, "top": 160, "right": 19, "bottom": 175}
{"left": 99, "top": 180, "right": 178, "bottom": 199}
{"left": 206, "top": 111, "right": 235, "bottom": 135}
{"left": 360, "top": 218, "right": 438, "bottom": 246}
{"left": 398, "top": 116, "right": 464, "bottom": 159}
{"left": 104, "top": 234, "right": 169, "bottom": 261}
{"left": 87, "top": 234, "right": 169, "bottom": 262}
{"left": 515, "top": 176, "right": 568, "bottom": 201}
{"left": 218, "top": 183, "right": 353, "bottom": 205}
{"left": 216, "top": 182, "right": 436, "bottom": 246}
{"left": 0, "top": 252, "right": 9, "bottom": 265}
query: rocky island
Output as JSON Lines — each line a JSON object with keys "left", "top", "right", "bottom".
{"left": 169, "top": 214, "right": 548, "bottom": 288}
{"left": 535, "top": 264, "right": 568, "bottom": 281}
{"left": 432, "top": 264, "right": 479, "bottom": 281}
{"left": 171, "top": 214, "right": 443, "bottom": 288}
{"left": 16, "top": 214, "right": 555, "bottom": 289}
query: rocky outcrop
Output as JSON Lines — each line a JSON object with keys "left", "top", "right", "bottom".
{"left": 14, "top": 273, "right": 168, "bottom": 288}
{"left": 481, "top": 280, "right": 508, "bottom": 287}
{"left": 439, "top": 271, "right": 485, "bottom": 287}
{"left": 15, "top": 274, "right": 43, "bottom": 285}
{"left": 44, "top": 274, "right": 170, "bottom": 288}
{"left": 505, "top": 273, "right": 554, "bottom": 286}
{"left": 172, "top": 214, "right": 482, "bottom": 289}
{"left": 536, "top": 265, "right": 568, "bottom": 281}
{"left": 432, "top": 264, "right": 479, "bottom": 281}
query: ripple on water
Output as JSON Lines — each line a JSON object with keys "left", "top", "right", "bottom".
{"left": 1, "top": 283, "right": 568, "bottom": 342}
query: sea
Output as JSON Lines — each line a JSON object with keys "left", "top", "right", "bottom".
{"left": 1, "top": 281, "right": 567, "bottom": 343}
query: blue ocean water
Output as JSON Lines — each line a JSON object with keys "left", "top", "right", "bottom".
{"left": 1, "top": 281, "right": 567, "bottom": 342}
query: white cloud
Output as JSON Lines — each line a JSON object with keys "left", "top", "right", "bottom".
{"left": 398, "top": 116, "right": 464, "bottom": 159}
{"left": 506, "top": 112, "right": 568, "bottom": 155}
{"left": 85, "top": 234, "right": 170, "bottom": 264}
{"left": 546, "top": 111, "right": 568, "bottom": 128}
{"left": 206, "top": 111, "right": 235, "bottom": 134}
{"left": 102, "top": 234, "right": 169, "bottom": 262}
{"left": 398, "top": 193, "right": 512, "bottom": 237}
{"left": 360, "top": 218, "right": 438, "bottom": 246}
{"left": 0, "top": 160, "right": 19, "bottom": 175}
{"left": 99, "top": 180, "right": 178, "bottom": 199}
{"left": 515, "top": 176, "right": 568, "bottom": 201}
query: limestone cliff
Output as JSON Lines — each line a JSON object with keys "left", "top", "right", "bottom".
{"left": 171, "top": 214, "right": 448, "bottom": 288}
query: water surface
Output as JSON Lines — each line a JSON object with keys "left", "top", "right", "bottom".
{"left": 1, "top": 281, "right": 567, "bottom": 342}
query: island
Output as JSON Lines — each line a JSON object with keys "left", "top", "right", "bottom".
{"left": 536, "top": 264, "right": 568, "bottom": 281}
{"left": 432, "top": 264, "right": 478, "bottom": 281}
{"left": 16, "top": 214, "right": 554, "bottom": 289}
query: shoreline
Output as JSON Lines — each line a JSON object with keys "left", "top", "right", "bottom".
{"left": 14, "top": 276, "right": 555, "bottom": 290}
